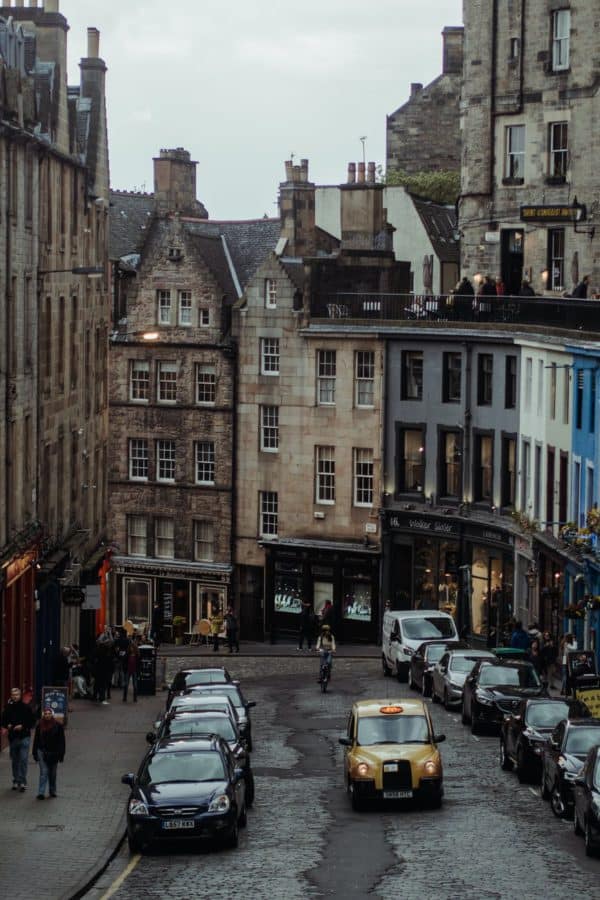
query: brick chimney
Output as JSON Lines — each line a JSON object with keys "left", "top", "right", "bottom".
{"left": 340, "top": 161, "right": 386, "bottom": 251}
{"left": 79, "top": 27, "right": 109, "bottom": 202}
{"left": 442, "top": 26, "right": 464, "bottom": 75}
{"left": 279, "top": 158, "right": 316, "bottom": 258}
{"left": 153, "top": 148, "right": 205, "bottom": 217}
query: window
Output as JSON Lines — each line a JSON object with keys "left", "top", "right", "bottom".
{"left": 129, "top": 439, "right": 149, "bottom": 480}
{"left": 158, "top": 362, "right": 177, "bottom": 403}
{"left": 474, "top": 434, "right": 493, "bottom": 503}
{"left": 130, "top": 360, "right": 150, "bottom": 401}
{"left": 316, "top": 446, "right": 336, "bottom": 504}
{"left": 521, "top": 440, "right": 531, "bottom": 511}
{"left": 505, "top": 356, "right": 517, "bottom": 409}
{"left": 194, "top": 520, "right": 214, "bottom": 562}
{"left": 264, "top": 278, "right": 277, "bottom": 309}
{"left": 501, "top": 437, "right": 516, "bottom": 507}
{"left": 563, "top": 367, "right": 570, "bottom": 424}
{"left": 397, "top": 427, "right": 424, "bottom": 493}
{"left": 195, "top": 441, "right": 215, "bottom": 484}
{"left": 260, "top": 338, "right": 280, "bottom": 375}
{"left": 353, "top": 448, "right": 373, "bottom": 506}
{"left": 573, "top": 460, "right": 581, "bottom": 527}
{"left": 402, "top": 351, "right": 423, "bottom": 400}
{"left": 591, "top": 374, "right": 596, "bottom": 434}
{"left": 155, "top": 518, "right": 175, "bottom": 558}
{"left": 317, "top": 350, "right": 336, "bottom": 404}
{"left": 199, "top": 308, "right": 210, "bottom": 327}
{"left": 552, "top": 9, "right": 570, "bottom": 71}
{"left": 178, "top": 291, "right": 192, "bottom": 326}
{"left": 549, "top": 362, "right": 557, "bottom": 420}
{"left": 260, "top": 491, "right": 278, "bottom": 537}
{"left": 477, "top": 354, "right": 493, "bottom": 406}
{"left": 549, "top": 123, "right": 568, "bottom": 178}
{"left": 157, "top": 440, "right": 176, "bottom": 482}
{"left": 546, "top": 447, "right": 555, "bottom": 526}
{"left": 157, "top": 289, "right": 172, "bottom": 325}
{"left": 537, "top": 359, "right": 544, "bottom": 414}
{"left": 196, "top": 364, "right": 216, "bottom": 404}
{"left": 439, "top": 431, "right": 461, "bottom": 498}
{"left": 586, "top": 466, "right": 594, "bottom": 522}
{"left": 443, "top": 352, "right": 461, "bottom": 402}
{"left": 127, "top": 515, "right": 147, "bottom": 556}
{"left": 260, "top": 406, "right": 279, "bottom": 452}
{"left": 505, "top": 125, "right": 525, "bottom": 179}
{"left": 509, "top": 37, "right": 519, "bottom": 59}
{"left": 534, "top": 444, "right": 542, "bottom": 521}
{"left": 576, "top": 370, "right": 584, "bottom": 429}
{"left": 355, "top": 351, "right": 375, "bottom": 407}
{"left": 525, "top": 357, "right": 533, "bottom": 410}
{"left": 549, "top": 229, "right": 565, "bottom": 290}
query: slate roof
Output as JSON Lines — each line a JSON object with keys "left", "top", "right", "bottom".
{"left": 109, "top": 190, "right": 155, "bottom": 260}
{"left": 410, "top": 196, "right": 459, "bottom": 264}
{"left": 184, "top": 218, "right": 281, "bottom": 291}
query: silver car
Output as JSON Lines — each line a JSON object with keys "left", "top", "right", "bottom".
{"left": 431, "top": 649, "right": 496, "bottom": 709}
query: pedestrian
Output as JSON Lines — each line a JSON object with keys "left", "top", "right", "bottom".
{"left": 529, "top": 638, "right": 544, "bottom": 677}
{"left": 94, "top": 633, "right": 114, "bottom": 704}
{"left": 32, "top": 707, "right": 65, "bottom": 799}
{"left": 210, "top": 608, "right": 223, "bottom": 652}
{"left": 510, "top": 620, "right": 531, "bottom": 651}
{"left": 114, "top": 627, "right": 130, "bottom": 690}
{"left": 495, "top": 276, "right": 506, "bottom": 296}
{"left": 560, "top": 632, "right": 578, "bottom": 695}
{"left": 519, "top": 278, "right": 535, "bottom": 297}
{"left": 298, "top": 598, "right": 314, "bottom": 651}
{"left": 478, "top": 275, "right": 496, "bottom": 321}
{"left": 224, "top": 606, "right": 240, "bottom": 654}
{"left": 1, "top": 687, "right": 36, "bottom": 792}
{"left": 541, "top": 630, "right": 557, "bottom": 685}
{"left": 122, "top": 642, "right": 139, "bottom": 703}
{"left": 150, "top": 600, "right": 163, "bottom": 646}
{"left": 316, "top": 624, "right": 337, "bottom": 682}
{"left": 453, "top": 276, "right": 474, "bottom": 321}
{"left": 320, "top": 599, "right": 334, "bottom": 630}
{"left": 572, "top": 275, "right": 590, "bottom": 299}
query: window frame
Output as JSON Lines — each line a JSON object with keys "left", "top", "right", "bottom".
{"left": 395, "top": 424, "right": 425, "bottom": 495}
{"left": 195, "top": 440, "right": 215, "bottom": 485}
{"left": 193, "top": 519, "right": 215, "bottom": 562}
{"left": 549, "top": 122, "right": 568, "bottom": 179}
{"left": 505, "top": 125, "right": 525, "bottom": 180}
{"left": 401, "top": 350, "right": 424, "bottom": 401}
{"left": 355, "top": 351, "right": 375, "bottom": 408}
{"left": 548, "top": 228, "right": 565, "bottom": 291}
{"left": 353, "top": 448, "right": 374, "bottom": 507}
{"left": 260, "top": 405, "right": 279, "bottom": 453}
{"left": 501, "top": 434, "right": 517, "bottom": 508}
{"left": 438, "top": 429, "right": 462, "bottom": 499}
{"left": 157, "top": 361, "right": 178, "bottom": 404}
{"left": 157, "top": 289, "right": 172, "bottom": 325}
{"left": 128, "top": 438, "right": 149, "bottom": 481}
{"left": 316, "top": 445, "right": 336, "bottom": 505}
{"left": 264, "top": 278, "right": 277, "bottom": 309}
{"left": 127, "top": 515, "right": 147, "bottom": 556}
{"left": 195, "top": 364, "right": 216, "bottom": 405}
{"left": 259, "top": 491, "right": 278, "bottom": 537}
{"left": 551, "top": 9, "right": 570, "bottom": 72}
{"left": 505, "top": 355, "right": 517, "bottom": 409}
{"left": 156, "top": 439, "right": 176, "bottom": 483}
{"left": 477, "top": 353, "right": 493, "bottom": 406}
{"left": 473, "top": 431, "right": 494, "bottom": 504}
{"left": 317, "top": 350, "right": 337, "bottom": 405}
{"left": 155, "top": 517, "right": 175, "bottom": 559}
{"left": 260, "top": 338, "right": 280, "bottom": 376}
{"left": 130, "top": 360, "right": 150, "bottom": 402}
{"left": 442, "top": 352, "right": 462, "bottom": 403}
{"left": 178, "top": 290, "right": 192, "bottom": 326}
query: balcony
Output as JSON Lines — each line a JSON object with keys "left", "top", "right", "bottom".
{"left": 310, "top": 292, "right": 600, "bottom": 335}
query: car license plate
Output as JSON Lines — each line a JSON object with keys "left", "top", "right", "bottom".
{"left": 383, "top": 790, "right": 412, "bottom": 799}
{"left": 383, "top": 764, "right": 398, "bottom": 773}
{"left": 161, "top": 819, "right": 195, "bottom": 830}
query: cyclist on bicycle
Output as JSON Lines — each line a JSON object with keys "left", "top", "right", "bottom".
{"left": 316, "top": 624, "right": 336, "bottom": 682}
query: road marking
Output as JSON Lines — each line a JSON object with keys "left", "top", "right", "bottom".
{"left": 99, "top": 853, "right": 141, "bottom": 900}
{"left": 471, "top": 735, "right": 480, "bottom": 742}
{"left": 528, "top": 787, "right": 538, "bottom": 799}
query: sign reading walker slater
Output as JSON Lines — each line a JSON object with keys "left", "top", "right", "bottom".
{"left": 386, "top": 512, "right": 460, "bottom": 537}
{"left": 520, "top": 204, "right": 585, "bottom": 223}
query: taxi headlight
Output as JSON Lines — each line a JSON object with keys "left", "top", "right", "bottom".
{"left": 128, "top": 799, "right": 149, "bottom": 816}
{"left": 356, "top": 762, "right": 370, "bottom": 777}
{"left": 209, "top": 793, "right": 231, "bottom": 813}
{"left": 423, "top": 760, "right": 439, "bottom": 776}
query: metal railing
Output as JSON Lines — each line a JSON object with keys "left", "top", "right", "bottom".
{"left": 310, "top": 292, "right": 600, "bottom": 333}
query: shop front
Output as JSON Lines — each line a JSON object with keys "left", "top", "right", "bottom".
{"left": 264, "top": 539, "right": 380, "bottom": 643}
{"left": 1, "top": 545, "right": 37, "bottom": 737}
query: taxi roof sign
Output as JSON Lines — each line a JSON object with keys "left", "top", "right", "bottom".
{"left": 380, "top": 705, "right": 403, "bottom": 715}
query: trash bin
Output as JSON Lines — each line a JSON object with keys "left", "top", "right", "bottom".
{"left": 137, "top": 644, "right": 157, "bottom": 695}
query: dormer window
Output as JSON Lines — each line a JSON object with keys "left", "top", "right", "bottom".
{"left": 264, "top": 278, "right": 277, "bottom": 309}
{"left": 168, "top": 247, "right": 183, "bottom": 261}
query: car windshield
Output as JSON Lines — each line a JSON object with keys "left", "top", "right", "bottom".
{"left": 565, "top": 728, "right": 600, "bottom": 755}
{"left": 450, "top": 656, "right": 480, "bottom": 673}
{"left": 478, "top": 665, "right": 540, "bottom": 688}
{"left": 184, "top": 671, "right": 228, "bottom": 687}
{"left": 357, "top": 715, "right": 431, "bottom": 745}
{"left": 142, "top": 751, "right": 225, "bottom": 785}
{"left": 402, "top": 617, "right": 456, "bottom": 640}
{"left": 190, "top": 685, "right": 245, "bottom": 710}
{"left": 525, "top": 702, "right": 569, "bottom": 729}
{"left": 168, "top": 717, "right": 236, "bottom": 741}
{"left": 425, "top": 645, "right": 447, "bottom": 663}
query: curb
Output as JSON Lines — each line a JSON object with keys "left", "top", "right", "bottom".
{"left": 64, "top": 819, "right": 126, "bottom": 900}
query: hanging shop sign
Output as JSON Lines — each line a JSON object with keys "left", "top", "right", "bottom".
{"left": 520, "top": 204, "right": 586, "bottom": 223}
{"left": 386, "top": 512, "right": 460, "bottom": 537}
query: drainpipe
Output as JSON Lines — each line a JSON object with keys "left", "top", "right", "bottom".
{"left": 4, "top": 139, "right": 12, "bottom": 547}
{"left": 463, "top": 342, "right": 472, "bottom": 504}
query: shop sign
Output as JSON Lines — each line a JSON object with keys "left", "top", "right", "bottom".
{"left": 466, "top": 526, "right": 514, "bottom": 548}
{"left": 62, "top": 587, "right": 85, "bottom": 606}
{"left": 387, "top": 513, "right": 460, "bottom": 537}
{"left": 520, "top": 204, "right": 585, "bottom": 223}
{"left": 5, "top": 550, "right": 36, "bottom": 587}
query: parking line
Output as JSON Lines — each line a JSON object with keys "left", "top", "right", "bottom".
{"left": 528, "top": 787, "right": 538, "bottom": 799}
{"left": 99, "top": 853, "right": 141, "bottom": 900}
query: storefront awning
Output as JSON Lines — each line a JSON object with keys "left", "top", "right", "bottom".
{"left": 111, "top": 555, "right": 233, "bottom": 578}
{"left": 260, "top": 537, "right": 380, "bottom": 555}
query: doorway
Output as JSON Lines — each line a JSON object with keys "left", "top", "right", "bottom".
{"left": 501, "top": 229, "right": 524, "bottom": 295}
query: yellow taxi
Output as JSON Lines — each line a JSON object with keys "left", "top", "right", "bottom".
{"left": 339, "top": 698, "right": 446, "bottom": 810}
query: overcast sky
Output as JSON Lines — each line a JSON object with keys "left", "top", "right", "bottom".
{"left": 61, "top": 0, "right": 462, "bottom": 219}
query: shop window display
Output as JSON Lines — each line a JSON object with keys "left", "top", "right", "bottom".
{"left": 342, "top": 579, "right": 372, "bottom": 621}
{"left": 274, "top": 575, "right": 303, "bottom": 614}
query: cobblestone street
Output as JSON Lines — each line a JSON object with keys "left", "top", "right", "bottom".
{"left": 86, "top": 655, "right": 599, "bottom": 900}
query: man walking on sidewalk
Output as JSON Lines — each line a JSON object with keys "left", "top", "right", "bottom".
{"left": 1, "top": 687, "right": 36, "bottom": 792}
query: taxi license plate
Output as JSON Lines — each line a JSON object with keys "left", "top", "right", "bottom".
{"left": 161, "top": 819, "right": 195, "bottom": 830}
{"left": 383, "top": 790, "right": 412, "bottom": 799}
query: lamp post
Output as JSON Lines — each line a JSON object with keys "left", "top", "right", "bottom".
{"left": 38, "top": 266, "right": 105, "bottom": 278}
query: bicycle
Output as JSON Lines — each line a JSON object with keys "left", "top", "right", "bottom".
{"left": 320, "top": 660, "right": 331, "bottom": 692}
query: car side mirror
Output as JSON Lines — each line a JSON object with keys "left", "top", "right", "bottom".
{"left": 121, "top": 773, "right": 135, "bottom": 787}
{"left": 434, "top": 734, "right": 446, "bottom": 744}
{"left": 574, "top": 776, "right": 585, "bottom": 786}
{"left": 390, "top": 634, "right": 398, "bottom": 643}
{"left": 232, "top": 680, "right": 240, "bottom": 686}
{"left": 339, "top": 736, "right": 352, "bottom": 747}
{"left": 145, "top": 731, "right": 156, "bottom": 745}
{"left": 246, "top": 700, "right": 256, "bottom": 709}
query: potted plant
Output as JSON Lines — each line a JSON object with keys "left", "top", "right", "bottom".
{"left": 172, "top": 616, "right": 186, "bottom": 645}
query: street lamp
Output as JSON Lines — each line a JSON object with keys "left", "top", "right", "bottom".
{"left": 110, "top": 330, "right": 159, "bottom": 342}
{"left": 38, "top": 266, "right": 105, "bottom": 278}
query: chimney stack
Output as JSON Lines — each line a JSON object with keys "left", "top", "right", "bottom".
{"left": 442, "top": 26, "right": 464, "bottom": 75}
{"left": 340, "top": 162, "right": 386, "bottom": 251}
{"left": 279, "top": 158, "right": 316, "bottom": 258}
{"left": 347, "top": 163, "right": 356, "bottom": 184}
{"left": 367, "top": 162, "right": 376, "bottom": 183}
{"left": 87, "top": 27, "right": 99, "bottom": 58}
{"left": 357, "top": 162, "right": 366, "bottom": 184}
{"left": 153, "top": 147, "right": 206, "bottom": 217}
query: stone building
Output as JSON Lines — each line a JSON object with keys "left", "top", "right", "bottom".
{"left": 0, "top": 0, "right": 110, "bottom": 705}
{"left": 108, "top": 149, "right": 279, "bottom": 638}
{"left": 460, "top": 0, "right": 599, "bottom": 295}
{"left": 386, "top": 26, "right": 463, "bottom": 176}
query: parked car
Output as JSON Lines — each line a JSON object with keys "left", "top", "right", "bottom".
{"left": 541, "top": 718, "right": 600, "bottom": 819}
{"left": 431, "top": 650, "right": 495, "bottom": 709}
{"left": 573, "top": 744, "right": 600, "bottom": 856}
{"left": 122, "top": 735, "right": 246, "bottom": 853}
{"left": 146, "top": 710, "right": 254, "bottom": 806}
{"left": 183, "top": 683, "right": 256, "bottom": 751}
{"left": 500, "top": 698, "right": 572, "bottom": 782}
{"left": 461, "top": 659, "right": 546, "bottom": 734}
{"left": 166, "top": 667, "right": 233, "bottom": 709}
{"left": 338, "top": 698, "right": 445, "bottom": 811}
{"left": 408, "top": 640, "right": 470, "bottom": 696}
{"left": 382, "top": 610, "right": 459, "bottom": 682}
{"left": 158, "top": 693, "right": 241, "bottom": 734}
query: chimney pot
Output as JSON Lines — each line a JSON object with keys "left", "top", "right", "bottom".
{"left": 347, "top": 163, "right": 356, "bottom": 184}
{"left": 292, "top": 165, "right": 301, "bottom": 182}
{"left": 357, "top": 162, "right": 366, "bottom": 184}
{"left": 87, "top": 27, "right": 100, "bottom": 59}
{"left": 410, "top": 82, "right": 423, "bottom": 97}
{"left": 300, "top": 159, "right": 309, "bottom": 183}
{"left": 284, "top": 160, "right": 293, "bottom": 182}
{"left": 367, "top": 162, "right": 376, "bottom": 183}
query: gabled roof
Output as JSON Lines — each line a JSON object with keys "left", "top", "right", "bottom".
{"left": 410, "top": 196, "right": 459, "bottom": 264}
{"left": 183, "top": 218, "right": 281, "bottom": 292}
{"left": 109, "top": 190, "right": 155, "bottom": 260}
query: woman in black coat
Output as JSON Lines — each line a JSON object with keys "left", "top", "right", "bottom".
{"left": 32, "top": 707, "right": 66, "bottom": 799}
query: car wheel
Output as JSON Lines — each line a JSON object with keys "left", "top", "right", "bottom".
{"left": 471, "top": 713, "right": 481, "bottom": 736}
{"left": 443, "top": 688, "right": 451, "bottom": 711}
{"left": 422, "top": 675, "right": 431, "bottom": 698}
{"left": 516, "top": 747, "right": 530, "bottom": 783}
{"left": 246, "top": 734, "right": 253, "bottom": 753}
{"left": 224, "top": 820, "right": 239, "bottom": 849}
{"left": 540, "top": 770, "right": 550, "bottom": 801}
{"left": 500, "top": 738, "right": 513, "bottom": 771}
{"left": 573, "top": 807, "right": 583, "bottom": 836}
{"left": 350, "top": 783, "right": 364, "bottom": 812}
{"left": 396, "top": 663, "right": 408, "bottom": 683}
{"left": 245, "top": 771, "right": 255, "bottom": 808}
{"left": 585, "top": 819, "right": 598, "bottom": 857}
{"left": 427, "top": 792, "right": 443, "bottom": 810}
{"left": 461, "top": 701, "right": 471, "bottom": 726}
{"left": 408, "top": 668, "right": 417, "bottom": 691}
{"left": 550, "top": 782, "right": 567, "bottom": 819}
{"left": 382, "top": 654, "right": 391, "bottom": 677}
{"left": 127, "top": 833, "right": 143, "bottom": 855}
{"left": 238, "top": 803, "right": 247, "bottom": 829}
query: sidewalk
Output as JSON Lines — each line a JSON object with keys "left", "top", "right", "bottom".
{"left": 159, "top": 638, "right": 381, "bottom": 658}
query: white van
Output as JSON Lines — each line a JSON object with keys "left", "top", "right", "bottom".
{"left": 382, "top": 609, "right": 459, "bottom": 682}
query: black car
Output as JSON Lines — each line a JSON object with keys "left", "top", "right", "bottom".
{"left": 574, "top": 744, "right": 600, "bottom": 856}
{"left": 461, "top": 659, "right": 546, "bottom": 734}
{"left": 409, "top": 640, "right": 470, "bottom": 697}
{"left": 183, "top": 683, "right": 256, "bottom": 751}
{"left": 500, "top": 698, "right": 572, "bottom": 782}
{"left": 166, "top": 667, "right": 233, "bottom": 709}
{"left": 541, "top": 718, "right": 600, "bottom": 819}
{"left": 122, "top": 736, "right": 246, "bottom": 853}
{"left": 146, "top": 710, "right": 254, "bottom": 806}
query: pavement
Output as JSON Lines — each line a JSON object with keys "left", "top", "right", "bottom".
{"left": 0, "top": 641, "right": 378, "bottom": 900}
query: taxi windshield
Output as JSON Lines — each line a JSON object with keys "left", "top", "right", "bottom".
{"left": 402, "top": 617, "right": 455, "bottom": 640}
{"left": 525, "top": 702, "right": 569, "bottom": 729}
{"left": 142, "top": 751, "right": 225, "bottom": 785}
{"left": 357, "top": 715, "right": 430, "bottom": 745}
{"left": 478, "top": 665, "right": 540, "bottom": 688}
